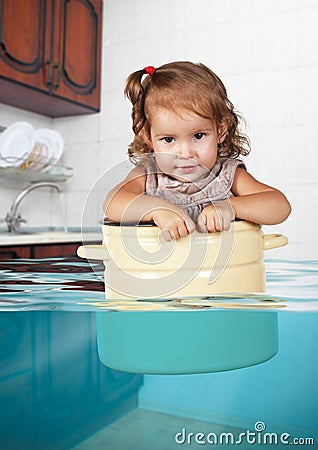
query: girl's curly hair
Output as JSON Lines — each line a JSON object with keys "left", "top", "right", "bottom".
{"left": 124, "top": 61, "right": 250, "bottom": 164}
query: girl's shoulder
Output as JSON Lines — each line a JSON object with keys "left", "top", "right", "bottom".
{"left": 215, "top": 158, "right": 246, "bottom": 186}
{"left": 120, "top": 165, "right": 147, "bottom": 194}
{"left": 219, "top": 157, "right": 246, "bottom": 171}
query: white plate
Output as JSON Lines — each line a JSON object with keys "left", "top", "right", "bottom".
{"left": 0, "top": 122, "right": 35, "bottom": 167}
{"left": 34, "top": 129, "right": 64, "bottom": 171}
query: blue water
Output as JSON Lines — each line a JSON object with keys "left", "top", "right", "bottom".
{"left": 0, "top": 258, "right": 317, "bottom": 449}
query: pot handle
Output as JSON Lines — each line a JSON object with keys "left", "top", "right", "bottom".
{"left": 263, "top": 234, "right": 288, "bottom": 250}
{"left": 77, "top": 245, "right": 109, "bottom": 260}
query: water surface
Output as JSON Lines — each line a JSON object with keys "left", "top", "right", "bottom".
{"left": 0, "top": 257, "right": 317, "bottom": 312}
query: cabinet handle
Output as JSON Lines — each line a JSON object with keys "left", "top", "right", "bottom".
{"left": 44, "top": 60, "right": 53, "bottom": 87}
{"left": 53, "top": 64, "right": 61, "bottom": 90}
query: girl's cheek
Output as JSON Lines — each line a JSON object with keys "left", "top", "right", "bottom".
{"left": 155, "top": 153, "right": 174, "bottom": 171}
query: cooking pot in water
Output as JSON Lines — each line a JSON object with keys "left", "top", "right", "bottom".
{"left": 77, "top": 220, "right": 288, "bottom": 374}
{"left": 77, "top": 220, "right": 288, "bottom": 299}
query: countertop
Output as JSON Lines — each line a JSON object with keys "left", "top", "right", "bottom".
{"left": 0, "top": 227, "right": 102, "bottom": 246}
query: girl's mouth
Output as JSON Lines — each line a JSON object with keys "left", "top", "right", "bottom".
{"left": 176, "top": 165, "right": 198, "bottom": 173}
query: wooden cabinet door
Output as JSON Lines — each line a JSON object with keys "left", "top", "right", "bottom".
{"left": 0, "top": 0, "right": 102, "bottom": 116}
{"left": 0, "top": 0, "right": 52, "bottom": 91}
{"left": 0, "top": 242, "right": 86, "bottom": 259}
{"left": 32, "top": 242, "right": 81, "bottom": 258}
{"left": 51, "top": 0, "right": 102, "bottom": 111}
{"left": 0, "top": 245, "right": 32, "bottom": 259}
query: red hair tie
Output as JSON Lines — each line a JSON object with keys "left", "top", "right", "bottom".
{"left": 143, "top": 66, "right": 156, "bottom": 76}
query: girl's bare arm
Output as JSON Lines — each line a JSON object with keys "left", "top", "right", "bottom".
{"left": 104, "top": 167, "right": 151, "bottom": 222}
{"left": 104, "top": 167, "right": 195, "bottom": 240}
{"left": 229, "top": 168, "right": 291, "bottom": 225}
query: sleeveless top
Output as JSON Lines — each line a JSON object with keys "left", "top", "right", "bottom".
{"left": 142, "top": 154, "right": 246, "bottom": 222}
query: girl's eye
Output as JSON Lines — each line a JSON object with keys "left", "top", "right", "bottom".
{"left": 194, "top": 133, "right": 205, "bottom": 140}
{"left": 163, "top": 137, "right": 174, "bottom": 143}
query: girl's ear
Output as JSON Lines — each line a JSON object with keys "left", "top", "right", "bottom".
{"left": 217, "top": 118, "right": 229, "bottom": 144}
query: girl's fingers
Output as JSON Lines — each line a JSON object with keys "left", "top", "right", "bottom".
{"left": 161, "top": 229, "right": 173, "bottom": 242}
{"left": 162, "top": 221, "right": 193, "bottom": 242}
{"left": 223, "top": 217, "right": 231, "bottom": 231}
{"left": 185, "top": 218, "right": 196, "bottom": 234}
{"left": 207, "top": 214, "right": 218, "bottom": 232}
{"left": 177, "top": 224, "right": 188, "bottom": 237}
{"left": 196, "top": 214, "right": 207, "bottom": 233}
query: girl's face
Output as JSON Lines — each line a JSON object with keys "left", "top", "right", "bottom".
{"left": 149, "top": 107, "right": 226, "bottom": 182}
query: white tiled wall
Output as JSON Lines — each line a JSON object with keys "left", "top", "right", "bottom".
{"left": 1, "top": 0, "right": 317, "bottom": 258}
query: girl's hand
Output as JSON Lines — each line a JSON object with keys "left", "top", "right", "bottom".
{"left": 197, "top": 200, "right": 235, "bottom": 233}
{"left": 152, "top": 207, "right": 196, "bottom": 242}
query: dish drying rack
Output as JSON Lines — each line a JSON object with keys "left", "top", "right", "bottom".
{"left": 0, "top": 125, "right": 72, "bottom": 183}
{"left": 0, "top": 161, "right": 73, "bottom": 183}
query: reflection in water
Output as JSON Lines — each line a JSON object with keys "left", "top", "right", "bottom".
{"left": 0, "top": 257, "right": 317, "bottom": 312}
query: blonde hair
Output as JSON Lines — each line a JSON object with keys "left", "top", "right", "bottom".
{"left": 124, "top": 61, "right": 250, "bottom": 164}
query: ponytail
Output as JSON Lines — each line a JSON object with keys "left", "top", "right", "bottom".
{"left": 124, "top": 69, "right": 144, "bottom": 106}
{"left": 124, "top": 69, "right": 154, "bottom": 162}
{"left": 124, "top": 69, "right": 148, "bottom": 136}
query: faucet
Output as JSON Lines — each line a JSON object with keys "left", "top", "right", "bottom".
{"left": 4, "top": 182, "right": 63, "bottom": 233}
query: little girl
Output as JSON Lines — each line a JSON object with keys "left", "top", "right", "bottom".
{"left": 104, "top": 61, "right": 291, "bottom": 241}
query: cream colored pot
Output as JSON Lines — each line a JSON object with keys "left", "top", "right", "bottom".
{"left": 77, "top": 220, "right": 287, "bottom": 374}
{"left": 78, "top": 220, "right": 288, "bottom": 299}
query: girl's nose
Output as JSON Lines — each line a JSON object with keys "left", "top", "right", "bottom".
{"left": 178, "top": 142, "right": 195, "bottom": 158}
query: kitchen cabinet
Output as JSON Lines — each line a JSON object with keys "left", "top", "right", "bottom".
{"left": 0, "top": 244, "right": 32, "bottom": 259}
{"left": 0, "top": 0, "right": 103, "bottom": 117}
{"left": 0, "top": 242, "right": 92, "bottom": 259}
